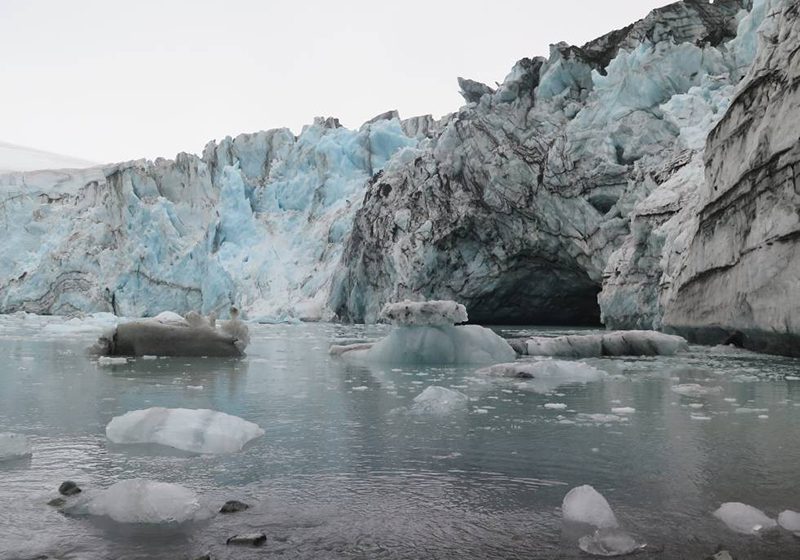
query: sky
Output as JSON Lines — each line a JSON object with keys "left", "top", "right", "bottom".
{"left": 0, "top": 0, "right": 670, "bottom": 165}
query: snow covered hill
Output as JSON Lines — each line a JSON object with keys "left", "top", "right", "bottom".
{"left": 0, "top": 141, "right": 97, "bottom": 173}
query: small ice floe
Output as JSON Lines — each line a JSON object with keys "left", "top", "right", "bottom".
{"left": 611, "top": 407, "right": 635, "bottom": 415}
{"left": 97, "top": 356, "right": 128, "bottom": 366}
{"left": 563, "top": 486, "right": 646, "bottom": 557}
{"left": 522, "top": 331, "right": 687, "bottom": 358}
{"left": 333, "top": 300, "right": 515, "bottom": 365}
{"left": 713, "top": 502, "right": 777, "bottom": 534}
{"left": 575, "top": 413, "right": 629, "bottom": 425}
{"left": 734, "top": 408, "right": 769, "bottom": 415}
{"left": 0, "top": 433, "right": 32, "bottom": 461}
{"left": 94, "top": 308, "right": 249, "bottom": 358}
{"left": 186, "top": 385, "right": 204, "bottom": 391}
{"left": 690, "top": 414, "right": 712, "bottom": 421}
{"left": 66, "top": 479, "right": 200, "bottom": 524}
{"left": 479, "top": 360, "right": 606, "bottom": 394}
{"left": 670, "top": 384, "right": 723, "bottom": 398}
{"left": 409, "top": 386, "right": 468, "bottom": 415}
{"left": 329, "top": 343, "right": 374, "bottom": 356}
{"left": 778, "top": 510, "right": 800, "bottom": 535}
{"left": 106, "top": 407, "right": 264, "bottom": 454}
{"left": 562, "top": 485, "right": 619, "bottom": 528}
{"left": 544, "top": 403, "right": 568, "bottom": 410}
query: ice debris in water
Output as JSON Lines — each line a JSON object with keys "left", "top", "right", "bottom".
{"left": 106, "top": 407, "right": 264, "bottom": 454}
{"left": 670, "top": 384, "right": 723, "bottom": 397}
{"left": 562, "top": 485, "right": 619, "bottom": 528}
{"left": 578, "top": 528, "right": 645, "bottom": 557}
{"left": 713, "top": 502, "right": 777, "bottom": 534}
{"left": 409, "top": 386, "right": 468, "bottom": 415}
{"left": 97, "top": 356, "right": 128, "bottom": 366}
{"left": 380, "top": 300, "right": 468, "bottom": 326}
{"left": 0, "top": 433, "right": 32, "bottom": 461}
{"left": 479, "top": 360, "right": 606, "bottom": 393}
{"left": 778, "top": 510, "right": 800, "bottom": 535}
{"left": 342, "top": 301, "right": 514, "bottom": 365}
{"left": 523, "top": 331, "right": 688, "bottom": 358}
{"left": 68, "top": 479, "right": 200, "bottom": 524}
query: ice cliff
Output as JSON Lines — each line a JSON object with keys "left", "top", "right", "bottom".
{"left": 1, "top": 0, "right": 797, "bottom": 355}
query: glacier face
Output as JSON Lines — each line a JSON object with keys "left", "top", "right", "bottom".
{"left": 0, "top": 0, "right": 796, "bottom": 352}
{"left": 0, "top": 117, "right": 416, "bottom": 320}
{"left": 329, "top": 0, "right": 758, "bottom": 324}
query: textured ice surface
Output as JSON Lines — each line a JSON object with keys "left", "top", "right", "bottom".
{"left": 671, "top": 384, "right": 724, "bottom": 397}
{"left": 71, "top": 479, "right": 201, "bottom": 524}
{"left": 356, "top": 324, "right": 515, "bottom": 365}
{"left": 578, "top": 528, "right": 644, "bottom": 557}
{"left": 778, "top": 510, "right": 800, "bottom": 535}
{"left": 106, "top": 407, "right": 264, "bottom": 454}
{"left": 0, "top": 432, "right": 32, "bottom": 461}
{"left": 713, "top": 502, "right": 777, "bottom": 534}
{"left": 562, "top": 485, "right": 619, "bottom": 528}
{"left": 525, "top": 332, "right": 688, "bottom": 358}
{"left": 479, "top": 360, "right": 606, "bottom": 394}
{"left": 380, "top": 300, "right": 468, "bottom": 326}
{"left": 409, "top": 386, "right": 468, "bottom": 415}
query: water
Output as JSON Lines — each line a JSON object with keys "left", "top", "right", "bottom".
{"left": 1, "top": 315, "right": 800, "bottom": 559}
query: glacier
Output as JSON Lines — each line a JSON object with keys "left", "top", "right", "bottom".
{"left": 0, "top": 0, "right": 797, "bottom": 356}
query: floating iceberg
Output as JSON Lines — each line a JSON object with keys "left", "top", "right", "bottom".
{"left": 337, "top": 301, "right": 515, "bottom": 365}
{"left": 96, "top": 309, "right": 249, "bottom": 357}
{"left": 562, "top": 485, "right": 619, "bottom": 529}
{"left": 671, "top": 384, "right": 724, "bottom": 398}
{"left": 409, "top": 386, "right": 468, "bottom": 415}
{"left": 578, "top": 528, "right": 645, "bottom": 557}
{"left": 106, "top": 407, "right": 264, "bottom": 454}
{"left": 68, "top": 479, "right": 201, "bottom": 524}
{"left": 479, "top": 360, "right": 607, "bottom": 393}
{"left": 713, "top": 502, "right": 777, "bottom": 534}
{"left": 0, "top": 433, "right": 32, "bottom": 461}
{"left": 778, "top": 510, "right": 800, "bottom": 535}
{"left": 523, "top": 331, "right": 688, "bottom": 358}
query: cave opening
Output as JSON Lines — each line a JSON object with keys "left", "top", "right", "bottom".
{"left": 464, "top": 263, "right": 603, "bottom": 327}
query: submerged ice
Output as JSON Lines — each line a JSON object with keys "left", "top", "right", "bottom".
{"left": 106, "top": 407, "right": 264, "bottom": 454}
{"left": 67, "top": 479, "right": 201, "bottom": 524}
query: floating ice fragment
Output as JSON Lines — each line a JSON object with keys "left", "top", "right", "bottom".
{"left": 713, "top": 502, "right": 777, "bottom": 534}
{"left": 778, "top": 510, "right": 800, "bottom": 535}
{"left": 0, "top": 433, "right": 32, "bottom": 461}
{"left": 409, "top": 386, "right": 468, "bottom": 415}
{"left": 68, "top": 479, "right": 200, "bottom": 524}
{"left": 98, "top": 356, "right": 128, "bottom": 366}
{"left": 611, "top": 407, "right": 635, "bottom": 415}
{"left": 671, "top": 384, "right": 723, "bottom": 397}
{"left": 524, "top": 331, "right": 687, "bottom": 358}
{"left": 734, "top": 408, "right": 769, "bottom": 414}
{"left": 562, "top": 485, "right": 619, "bottom": 528}
{"left": 479, "top": 360, "right": 606, "bottom": 393}
{"left": 691, "top": 414, "right": 712, "bottom": 421}
{"left": 106, "top": 407, "right": 264, "bottom": 454}
{"left": 578, "top": 528, "right": 645, "bottom": 557}
{"left": 544, "top": 403, "right": 568, "bottom": 410}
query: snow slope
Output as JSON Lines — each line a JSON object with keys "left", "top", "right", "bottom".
{"left": 0, "top": 141, "right": 97, "bottom": 173}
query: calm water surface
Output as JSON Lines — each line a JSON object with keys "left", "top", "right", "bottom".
{"left": 1, "top": 315, "right": 800, "bottom": 559}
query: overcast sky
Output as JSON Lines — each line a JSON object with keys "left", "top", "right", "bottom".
{"left": 1, "top": 0, "right": 670, "bottom": 164}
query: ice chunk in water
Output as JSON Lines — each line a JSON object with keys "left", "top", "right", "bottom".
{"left": 671, "top": 384, "right": 723, "bottom": 397}
{"left": 713, "top": 502, "right": 777, "bottom": 534}
{"left": 578, "top": 528, "right": 644, "bottom": 557}
{"left": 480, "top": 360, "right": 606, "bottom": 393}
{"left": 409, "top": 386, "right": 468, "bottom": 415}
{"left": 562, "top": 485, "right": 619, "bottom": 528}
{"left": 778, "top": 510, "right": 800, "bottom": 535}
{"left": 0, "top": 433, "right": 32, "bottom": 461}
{"left": 524, "top": 331, "right": 687, "bottom": 357}
{"left": 72, "top": 479, "right": 200, "bottom": 523}
{"left": 380, "top": 300, "right": 468, "bottom": 326}
{"left": 106, "top": 407, "right": 264, "bottom": 454}
{"left": 357, "top": 325, "right": 515, "bottom": 365}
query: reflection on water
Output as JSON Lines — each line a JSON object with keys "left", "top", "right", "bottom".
{"left": 1, "top": 316, "right": 800, "bottom": 559}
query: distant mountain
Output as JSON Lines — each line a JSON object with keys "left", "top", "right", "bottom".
{"left": 0, "top": 141, "right": 98, "bottom": 173}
